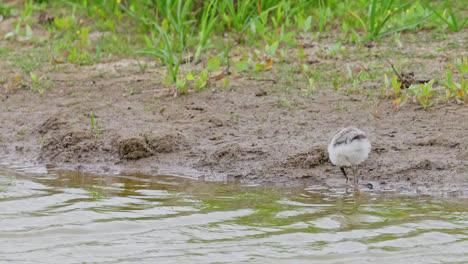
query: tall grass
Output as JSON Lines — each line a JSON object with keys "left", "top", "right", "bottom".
{"left": 194, "top": 0, "right": 217, "bottom": 62}
{"left": 349, "top": 0, "right": 431, "bottom": 40}
{"left": 424, "top": 0, "right": 467, "bottom": 32}
{"left": 31, "top": 0, "right": 467, "bottom": 82}
{"left": 137, "top": 0, "right": 192, "bottom": 83}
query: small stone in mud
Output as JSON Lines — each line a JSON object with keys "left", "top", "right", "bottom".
{"left": 118, "top": 137, "right": 152, "bottom": 160}
{"left": 45, "top": 163, "right": 56, "bottom": 169}
{"left": 255, "top": 89, "right": 267, "bottom": 97}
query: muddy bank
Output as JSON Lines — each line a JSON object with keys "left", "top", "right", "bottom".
{"left": 1, "top": 34, "right": 468, "bottom": 196}
{"left": 1, "top": 70, "right": 467, "bottom": 196}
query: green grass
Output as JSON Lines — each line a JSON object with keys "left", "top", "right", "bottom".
{"left": 424, "top": 0, "right": 467, "bottom": 32}
{"left": 9, "top": 0, "right": 461, "bottom": 66}
{"left": 1, "top": 0, "right": 467, "bottom": 109}
{"left": 14, "top": 51, "right": 46, "bottom": 73}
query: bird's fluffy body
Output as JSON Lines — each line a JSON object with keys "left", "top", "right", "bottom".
{"left": 328, "top": 127, "right": 371, "bottom": 167}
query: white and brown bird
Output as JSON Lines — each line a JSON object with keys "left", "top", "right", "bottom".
{"left": 328, "top": 127, "right": 371, "bottom": 194}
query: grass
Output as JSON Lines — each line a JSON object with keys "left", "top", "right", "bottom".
{"left": 349, "top": 0, "right": 432, "bottom": 40}
{"left": 0, "top": 0, "right": 467, "bottom": 110}
{"left": 424, "top": 0, "right": 467, "bottom": 32}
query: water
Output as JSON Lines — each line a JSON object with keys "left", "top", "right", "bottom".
{"left": 1, "top": 165, "right": 467, "bottom": 264}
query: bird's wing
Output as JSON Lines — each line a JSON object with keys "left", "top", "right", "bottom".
{"left": 333, "top": 127, "right": 367, "bottom": 147}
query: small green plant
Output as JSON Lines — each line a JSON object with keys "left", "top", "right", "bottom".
{"left": 66, "top": 46, "right": 93, "bottom": 65}
{"left": 208, "top": 56, "right": 221, "bottom": 72}
{"left": 455, "top": 56, "right": 468, "bottom": 77}
{"left": 392, "top": 95, "right": 406, "bottom": 110}
{"left": 223, "top": 75, "right": 230, "bottom": 89}
{"left": 125, "top": 86, "right": 135, "bottom": 95}
{"left": 176, "top": 77, "right": 188, "bottom": 95}
{"left": 328, "top": 42, "right": 341, "bottom": 58}
{"left": 17, "top": 127, "right": 28, "bottom": 140}
{"left": 0, "top": 0, "right": 14, "bottom": 18}
{"left": 95, "top": 33, "right": 105, "bottom": 63}
{"left": 358, "top": 64, "right": 380, "bottom": 81}
{"left": 89, "top": 111, "right": 101, "bottom": 138}
{"left": 265, "top": 41, "right": 279, "bottom": 59}
{"left": 297, "top": 15, "right": 312, "bottom": 34}
{"left": 278, "top": 97, "right": 291, "bottom": 109}
{"left": 444, "top": 57, "right": 468, "bottom": 102}
{"left": 408, "top": 80, "right": 435, "bottom": 110}
{"left": 298, "top": 47, "right": 306, "bottom": 63}
{"left": 301, "top": 78, "right": 316, "bottom": 97}
{"left": 136, "top": 59, "right": 148, "bottom": 73}
{"left": 348, "top": 79, "right": 360, "bottom": 94}
{"left": 39, "top": 137, "right": 46, "bottom": 147}
{"left": 391, "top": 75, "right": 402, "bottom": 97}
{"left": 186, "top": 69, "right": 209, "bottom": 92}
{"left": 5, "top": 0, "right": 36, "bottom": 40}
{"left": 30, "top": 72, "right": 39, "bottom": 83}
{"left": 29, "top": 72, "right": 44, "bottom": 95}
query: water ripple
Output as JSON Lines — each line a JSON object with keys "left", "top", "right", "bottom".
{"left": 0, "top": 167, "right": 467, "bottom": 263}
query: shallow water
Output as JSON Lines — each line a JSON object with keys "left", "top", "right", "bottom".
{"left": 1, "top": 165, "right": 467, "bottom": 264}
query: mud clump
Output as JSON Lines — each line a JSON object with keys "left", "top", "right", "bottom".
{"left": 415, "top": 136, "right": 460, "bottom": 148}
{"left": 118, "top": 132, "right": 189, "bottom": 160}
{"left": 40, "top": 131, "right": 96, "bottom": 162}
{"left": 200, "top": 144, "right": 266, "bottom": 169}
{"left": 285, "top": 146, "right": 328, "bottom": 169}
{"left": 118, "top": 138, "right": 153, "bottom": 160}
{"left": 149, "top": 133, "right": 189, "bottom": 153}
{"left": 412, "top": 159, "right": 446, "bottom": 170}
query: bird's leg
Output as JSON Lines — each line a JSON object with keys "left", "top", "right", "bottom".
{"left": 340, "top": 167, "right": 348, "bottom": 184}
{"left": 351, "top": 165, "right": 361, "bottom": 195}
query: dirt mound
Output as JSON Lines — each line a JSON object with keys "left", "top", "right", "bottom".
{"left": 117, "top": 132, "right": 190, "bottom": 160}
{"left": 149, "top": 133, "right": 190, "bottom": 153}
{"left": 408, "top": 159, "right": 446, "bottom": 171}
{"left": 285, "top": 146, "right": 328, "bottom": 169}
{"left": 415, "top": 136, "right": 461, "bottom": 148}
{"left": 200, "top": 143, "right": 266, "bottom": 169}
{"left": 40, "top": 131, "right": 97, "bottom": 163}
{"left": 118, "top": 137, "right": 153, "bottom": 160}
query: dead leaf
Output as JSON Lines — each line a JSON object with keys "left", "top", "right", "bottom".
{"left": 263, "top": 60, "right": 274, "bottom": 70}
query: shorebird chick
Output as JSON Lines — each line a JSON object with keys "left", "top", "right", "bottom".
{"left": 328, "top": 127, "right": 371, "bottom": 194}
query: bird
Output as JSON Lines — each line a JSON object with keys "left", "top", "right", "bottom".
{"left": 328, "top": 127, "right": 371, "bottom": 194}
